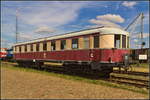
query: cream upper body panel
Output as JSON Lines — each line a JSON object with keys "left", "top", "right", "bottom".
{"left": 99, "top": 27, "right": 129, "bottom": 36}
{"left": 13, "top": 27, "right": 129, "bottom": 46}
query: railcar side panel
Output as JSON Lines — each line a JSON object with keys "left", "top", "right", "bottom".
{"left": 14, "top": 50, "right": 91, "bottom": 61}
{"left": 99, "top": 49, "right": 130, "bottom": 62}
{"left": 14, "top": 49, "right": 130, "bottom": 63}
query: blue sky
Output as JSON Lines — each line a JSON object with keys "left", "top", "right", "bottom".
{"left": 1, "top": 1, "right": 149, "bottom": 48}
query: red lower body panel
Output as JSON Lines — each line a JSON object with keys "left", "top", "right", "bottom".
{"left": 14, "top": 50, "right": 90, "bottom": 61}
{"left": 0, "top": 52, "right": 7, "bottom": 58}
{"left": 91, "top": 49, "right": 130, "bottom": 62}
{"left": 14, "top": 49, "right": 130, "bottom": 63}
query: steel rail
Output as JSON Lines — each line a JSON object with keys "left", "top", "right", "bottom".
{"left": 109, "top": 75, "right": 149, "bottom": 88}
{"left": 113, "top": 70, "right": 149, "bottom": 77}
{"left": 110, "top": 75, "right": 149, "bottom": 83}
{"left": 108, "top": 79, "right": 149, "bottom": 89}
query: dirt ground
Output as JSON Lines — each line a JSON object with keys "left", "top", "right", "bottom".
{"left": 1, "top": 67, "right": 148, "bottom": 99}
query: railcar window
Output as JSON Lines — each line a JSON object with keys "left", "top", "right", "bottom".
{"left": 83, "top": 37, "right": 89, "bottom": 49}
{"left": 43, "top": 42, "right": 47, "bottom": 51}
{"left": 122, "top": 35, "right": 126, "bottom": 48}
{"left": 51, "top": 41, "right": 56, "bottom": 51}
{"left": 94, "top": 36, "right": 99, "bottom": 48}
{"left": 72, "top": 38, "right": 78, "bottom": 49}
{"left": 31, "top": 44, "right": 33, "bottom": 51}
{"left": 61, "top": 40, "right": 66, "bottom": 50}
{"left": 15, "top": 47, "right": 17, "bottom": 52}
{"left": 19, "top": 46, "right": 21, "bottom": 52}
{"left": 127, "top": 36, "right": 129, "bottom": 48}
{"left": 36, "top": 43, "right": 39, "bottom": 51}
{"left": 114, "top": 35, "right": 120, "bottom": 48}
{"left": 25, "top": 45, "right": 27, "bottom": 52}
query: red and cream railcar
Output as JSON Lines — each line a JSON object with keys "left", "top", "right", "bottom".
{"left": 13, "top": 26, "right": 130, "bottom": 76}
{"left": 0, "top": 48, "right": 7, "bottom": 59}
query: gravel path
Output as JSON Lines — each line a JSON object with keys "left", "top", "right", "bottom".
{"left": 1, "top": 67, "right": 148, "bottom": 99}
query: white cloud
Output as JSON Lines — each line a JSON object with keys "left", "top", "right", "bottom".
{"left": 1, "top": 2, "right": 88, "bottom": 43}
{"left": 89, "top": 19, "right": 121, "bottom": 28}
{"left": 85, "top": 25, "right": 101, "bottom": 28}
{"left": 18, "top": 33, "right": 34, "bottom": 41}
{"left": 18, "top": 2, "right": 87, "bottom": 28}
{"left": 35, "top": 26, "right": 56, "bottom": 34}
{"left": 89, "top": 14, "right": 125, "bottom": 28}
{"left": 97, "top": 14, "right": 124, "bottom": 23}
{"left": 0, "top": 38, "right": 14, "bottom": 48}
{"left": 122, "top": 1, "right": 137, "bottom": 8}
{"left": 18, "top": 30, "right": 58, "bottom": 42}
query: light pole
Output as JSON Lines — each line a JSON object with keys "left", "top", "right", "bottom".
{"left": 15, "top": 8, "right": 19, "bottom": 43}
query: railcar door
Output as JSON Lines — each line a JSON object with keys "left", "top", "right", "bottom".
{"left": 90, "top": 35, "right": 101, "bottom": 62}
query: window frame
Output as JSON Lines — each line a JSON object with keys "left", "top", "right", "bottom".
{"left": 36, "top": 43, "right": 39, "bottom": 52}
{"left": 72, "top": 38, "right": 78, "bottom": 49}
{"left": 94, "top": 35, "right": 99, "bottom": 48}
{"left": 19, "top": 46, "right": 21, "bottom": 53}
{"left": 127, "top": 36, "right": 129, "bottom": 48}
{"left": 43, "top": 42, "right": 47, "bottom": 51}
{"left": 61, "top": 40, "right": 66, "bottom": 50}
{"left": 114, "top": 34, "right": 120, "bottom": 48}
{"left": 51, "top": 40, "right": 56, "bottom": 51}
{"left": 83, "top": 37, "right": 90, "bottom": 49}
{"left": 14, "top": 46, "right": 16, "bottom": 53}
{"left": 25, "top": 45, "right": 27, "bottom": 52}
{"left": 122, "top": 35, "right": 126, "bottom": 48}
{"left": 30, "top": 44, "right": 33, "bottom": 52}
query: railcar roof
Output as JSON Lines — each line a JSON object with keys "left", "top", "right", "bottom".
{"left": 14, "top": 26, "right": 129, "bottom": 46}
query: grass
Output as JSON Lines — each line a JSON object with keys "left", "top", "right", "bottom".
{"left": 1, "top": 62, "right": 149, "bottom": 95}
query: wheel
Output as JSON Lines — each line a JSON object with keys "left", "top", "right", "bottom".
{"left": 35, "top": 62, "right": 44, "bottom": 70}
{"left": 103, "top": 73, "right": 110, "bottom": 78}
{"left": 98, "top": 72, "right": 110, "bottom": 78}
{"left": 17, "top": 61, "right": 23, "bottom": 67}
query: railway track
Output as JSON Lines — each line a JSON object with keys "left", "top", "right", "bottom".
{"left": 113, "top": 70, "right": 149, "bottom": 77}
{"left": 2, "top": 61, "right": 149, "bottom": 88}
{"left": 109, "top": 75, "right": 149, "bottom": 89}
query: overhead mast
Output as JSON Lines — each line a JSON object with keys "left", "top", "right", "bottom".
{"left": 140, "top": 13, "right": 144, "bottom": 49}
{"left": 125, "top": 13, "right": 145, "bottom": 49}
{"left": 16, "top": 8, "right": 19, "bottom": 43}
